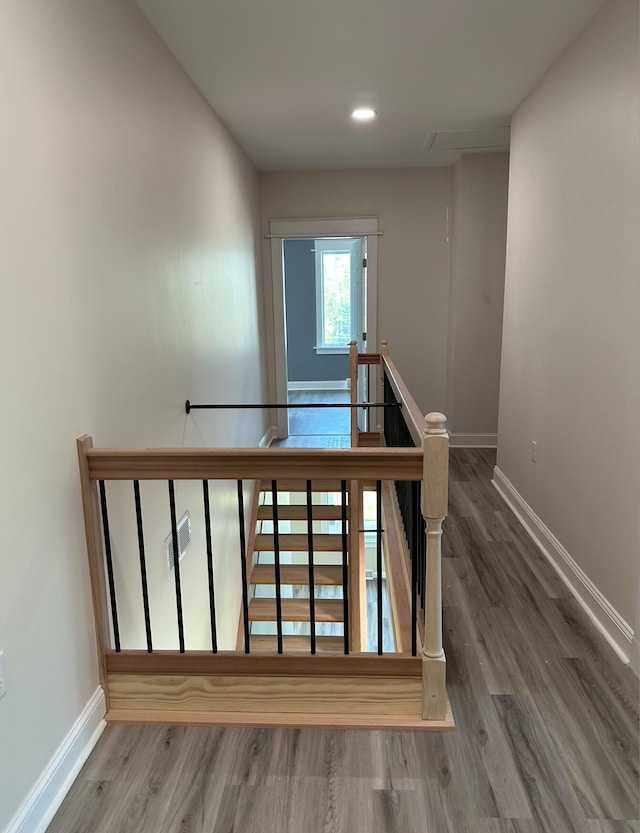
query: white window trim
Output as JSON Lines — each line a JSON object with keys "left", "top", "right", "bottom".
{"left": 315, "top": 346, "right": 350, "bottom": 355}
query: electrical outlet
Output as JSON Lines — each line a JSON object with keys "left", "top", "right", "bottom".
{"left": 0, "top": 651, "right": 7, "bottom": 699}
{"left": 531, "top": 441, "right": 537, "bottom": 463}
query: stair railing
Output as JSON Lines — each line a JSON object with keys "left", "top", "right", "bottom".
{"left": 350, "top": 341, "right": 450, "bottom": 719}
{"left": 77, "top": 348, "right": 449, "bottom": 721}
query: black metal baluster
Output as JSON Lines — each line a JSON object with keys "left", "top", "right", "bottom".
{"left": 416, "top": 484, "right": 427, "bottom": 610}
{"left": 376, "top": 479, "right": 384, "bottom": 655}
{"left": 367, "top": 363, "right": 371, "bottom": 431}
{"left": 203, "top": 480, "right": 218, "bottom": 653}
{"left": 341, "top": 479, "right": 349, "bottom": 654}
{"left": 237, "top": 480, "right": 250, "bottom": 654}
{"left": 271, "top": 480, "right": 284, "bottom": 654}
{"left": 417, "top": 511, "right": 424, "bottom": 609}
{"left": 306, "top": 480, "right": 317, "bottom": 654}
{"left": 133, "top": 481, "right": 152, "bottom": 653}
{"left": 168, "top": 480, "right": 185, "bottom": 653}
{"left": 411, "top": 482, "right": 419, "bottom": 657}
{"left": 414, "top": 485, "right": 422, "bottom": 606}
{"left": 383, "top": 372, "right": 393, "bottom": 447}
{"left": 98, "top": 480, "right": 120, "bottom": 652}
{"left": 421, "top": 516, "right": 427, "bottom": 610}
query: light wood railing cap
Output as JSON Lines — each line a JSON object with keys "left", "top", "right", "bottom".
{"left": 424, "top": 412, "right": 448, "bottom": 435}
{"left": 380, "top": 340, "right": 389, "bottom": 355}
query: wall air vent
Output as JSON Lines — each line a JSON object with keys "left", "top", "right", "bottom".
{"left": 165, "top": 510, "right": 191, "bottom": 577}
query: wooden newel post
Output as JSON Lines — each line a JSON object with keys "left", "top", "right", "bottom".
{"left": 421, "top": 412, "right": 449, "bottom": 720}
{"left": 77, "top": 435, "right": 112, "bottom": 709}
{"left": 349, "top": 340, "right": 358, "bottom": 447}
{"left": 379, "top": 340, "right": 389, "bottom": 383}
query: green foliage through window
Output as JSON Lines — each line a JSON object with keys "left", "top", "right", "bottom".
{"left": 321, "top": 252, "right": 351, "bottom": 346}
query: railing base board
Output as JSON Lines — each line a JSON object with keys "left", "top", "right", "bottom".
{"left": 107, "top": 672, "right": 426, "bottom": 716}
{"left": 105, "top": 650, "right": 422, "bottom": 677}
{"left": 105, "top": 697, "right": 454, "bottom": 732}
{"left": 105, "top": 671, "right": 454, "bottom": 731}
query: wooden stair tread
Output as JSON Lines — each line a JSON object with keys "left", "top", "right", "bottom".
{"left": 247, "top": 634, "right": 345, "bottom": 652}
{"left": 255, "top": 533, "right": 344, "bottom": 552}
{"left": 257, "top": 504, "right": 343, "bottom": 521}
{"left": 250, "top": 564, "right": 343, "bottom": 586}
{"left": 248, "top": 597, "right": 344, "bottom": 622}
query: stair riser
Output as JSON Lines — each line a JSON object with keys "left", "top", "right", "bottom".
{"left": 250, "top": 564, "right": 343, "bottom": 586}
{"left": 248, "top": 598, "right": 344, "bottom": 623}
{"left": 255, "top": 533, "right": 347, "bottom": 552}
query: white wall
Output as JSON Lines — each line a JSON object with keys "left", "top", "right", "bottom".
{"left": 260, "top": 169, "right": 452, "bottom": 417}
{"left": 447, "top": 153, "right": 509, "bottom": 444}
{"left": 261, "top": 163, "right": 510, "bottom": 432}
{"left": 497, "top": 0, "right": 640, "bottom": 647}
{"left": 0, "top": 0, "right": 268, "bottom": 828}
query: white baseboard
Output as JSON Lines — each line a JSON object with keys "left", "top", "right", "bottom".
{"left": 287, "top": 379, "right": 350, "bottom": 391}
{"left": 258, "top": 426, "right": 277, "bottom": 448}
{"left": 450, "top": 432, "right": 497, "bottom": 448}
{"left": 492, "top": 466, "right": 634, "bottom": 670}
{"left": 5, "top": 687, "right": 106, "bottom": 833}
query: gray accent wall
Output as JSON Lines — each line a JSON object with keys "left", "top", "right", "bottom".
{"left": 284, "top": 239, "right": 349, "bottom": 383}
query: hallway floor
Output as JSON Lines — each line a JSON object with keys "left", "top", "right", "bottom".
{"left": 45, "top": 450, "right": 639, "bottom": 833}
{"left": 273, "top": 390, "right": 350, "bottom": 448}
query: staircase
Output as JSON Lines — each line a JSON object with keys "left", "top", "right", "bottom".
{"left": 246, "top": 479, "right": 349, "bottom": 652}
{"left": 78, "top": 346, "right": 454, "bottom": 730}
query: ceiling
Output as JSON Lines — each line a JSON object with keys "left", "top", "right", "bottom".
{"left": 136, "top": 0, "right": 605, "bottom": 171}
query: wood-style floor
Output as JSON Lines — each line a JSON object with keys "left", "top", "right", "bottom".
{"left": 274, "top": 390, "right": 350, "bottom": 448}
{"left": 46, "top": 449, "right": 639, "bottom": 833}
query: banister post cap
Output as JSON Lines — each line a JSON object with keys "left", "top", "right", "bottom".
{"left": 425, "top": 412, "right": 447, "bottom": 435}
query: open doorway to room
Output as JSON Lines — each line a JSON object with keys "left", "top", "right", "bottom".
{"left": 268, "top": 217, "right": 379, "bottom": 442}
{"left": 280, "top": 236, "right": 366, "bottom": 446}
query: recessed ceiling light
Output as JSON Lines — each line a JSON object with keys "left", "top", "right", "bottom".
{"left": 351, "top": 108, "right": 376, "bottom": 121}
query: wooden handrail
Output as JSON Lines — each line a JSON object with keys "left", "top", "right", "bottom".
{"left": 381, "top": 354, "right": 424, "bottom": 447}
{"left": 77, "top": 436, "right": 112, "bottom": 709}
{"left": 356, "top": 353, "right": 381, "bottom": 365}
{"left": 84, "top": 446, "right": 423, "bottom": 481}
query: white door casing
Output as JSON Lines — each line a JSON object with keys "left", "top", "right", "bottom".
{"left": 268, "top": 217, "right": 379, "bottom": 438}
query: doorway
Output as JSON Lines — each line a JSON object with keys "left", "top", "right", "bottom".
{"left": 269, "top": 217, "right": 379, "bottom": 439}
{"left": 283, "top": 236, "right": 365, "bottom": 390}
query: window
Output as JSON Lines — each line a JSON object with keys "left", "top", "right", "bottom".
{"left": 315, "top": 239, "right": 354, "bottom": 353}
